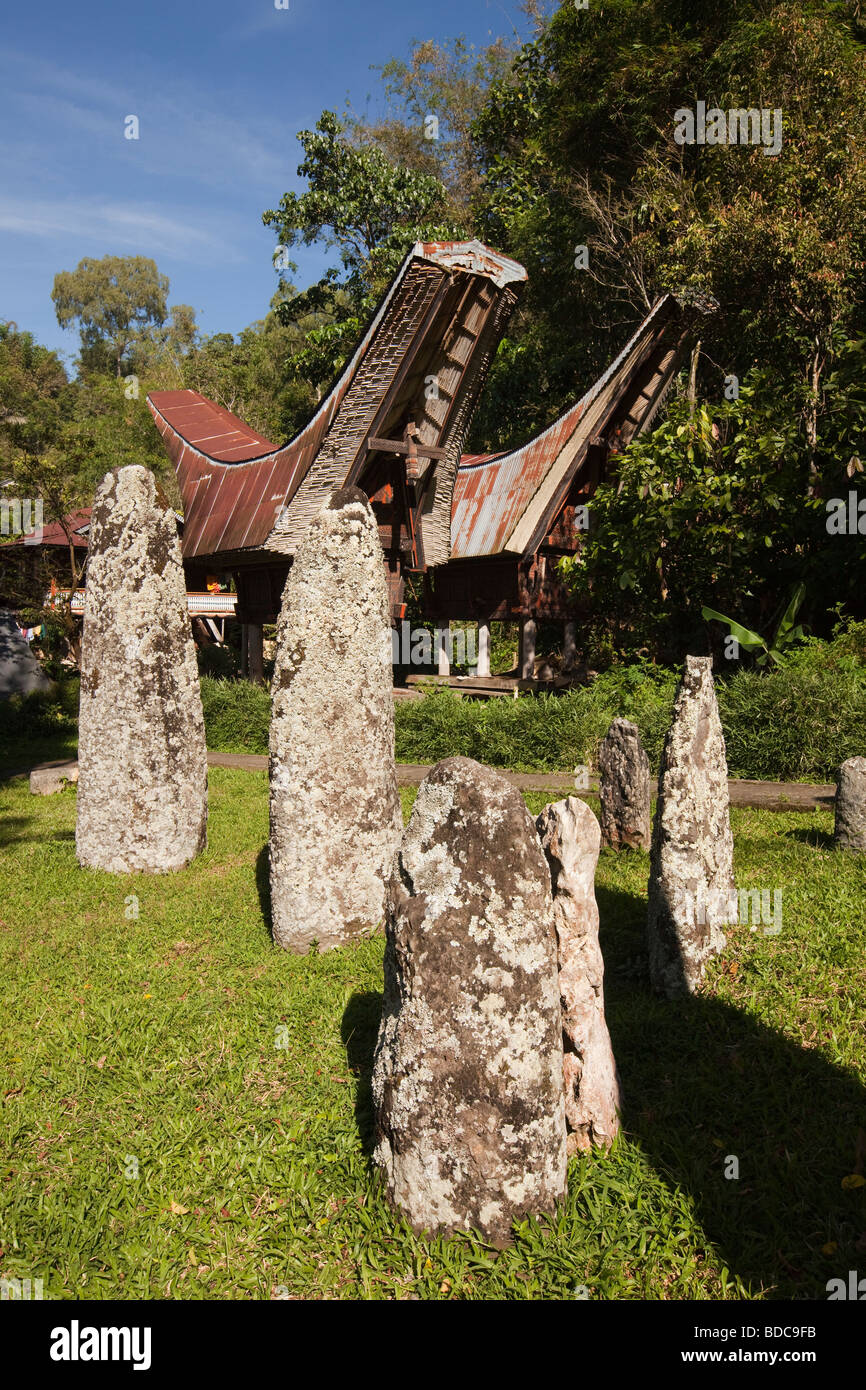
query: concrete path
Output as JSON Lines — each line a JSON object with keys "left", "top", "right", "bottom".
{"left": 204, "top": 751, "right": 835, "bottom": 811}
{"left": 7, "top": 749, "right": 836, "bottom": 812}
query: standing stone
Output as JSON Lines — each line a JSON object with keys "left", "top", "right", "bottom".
{"left": 0, "top": 610, "right": 53, "bottom": 697}
{"left": 76, "top": 466, "right": 207, "bottom": 873}
{"left": 834, "top": 757, "right": 866, "bottom": 852}
{"left": 372, "top": 756, "right": 567, "bottom": 1244}
{"left": 647, "top": 656, "right": 735, "bottom": 998}
{"left": 269, "top": 487, "right": 401, "bottom": 952}
{"left": 537, "top": 797, "right": 621, "bottom": 1154}
{"left": 598, "top": 717, "right": 652, "bottom": 850}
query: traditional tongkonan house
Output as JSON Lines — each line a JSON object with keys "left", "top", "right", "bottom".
{"left": 146, "top": 240, "right": 527, "bottom": 679}
{"left": 425, "top": 294, "right": 697, "bottom": 681}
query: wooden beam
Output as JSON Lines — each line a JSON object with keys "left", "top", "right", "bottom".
{"left": 367, "top": 436, "right": 447, "bottom": 460}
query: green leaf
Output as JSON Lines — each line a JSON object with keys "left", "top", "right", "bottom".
{"left": 701, "top": 607, "right": 767, "bottom": 653}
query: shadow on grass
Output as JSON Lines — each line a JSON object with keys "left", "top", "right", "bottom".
{"left": 0, "top": 815, "right": 33, "bottom": 846}
{"left": 255, "top": 844, "right": 272, "bottom": 937}
{"left": 783, "top": 827, "right": 835, "bottom": 851}
{"left": 341, "top": 879, "right": 866, "bottom": 1295}
{"left": 596, "top": 881, "right": 866, "bottom": 1299}
{"left": 341, "top": 991, "right": 383, "bottom": 1164}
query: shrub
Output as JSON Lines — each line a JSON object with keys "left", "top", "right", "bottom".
{"left": 199, "top": 677, "right": 271, "bottom": 754}
{"left": 5, "top": 645, "right": 866, "bottom": 783}
{"left": 394, "top": 681, "right": 659, "bottom": 774}
{"left": 0, "top": 678, "right": 79, "bottom": 743}
{"left": 718, "top": 665, "right": 866, "bottom": 781}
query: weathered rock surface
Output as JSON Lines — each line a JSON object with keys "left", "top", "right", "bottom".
{"left": 31, "top": 760, "right": 79, "bottom": 795}
{"left": 598, "top": 717, "right": 652, "bottom": 850}
{"left": 269, "top": 486, "right": 402, "bottom": 952}
{"left": 372, "top": 756, "right": 567, "bottom": 1243}
{"left": 647, "top": 656, "right": 735, "bottom": 998}
{"left": 536, "top": 796, "right": 621, "bottom": 1153}
{"left": 834, "top": 757, "right": 866, "bottom": 852}
{"left": 0, "top": 609, "right": 53, "bottom": 697}
{"left": 76, "top": 466, "right": 207, "bottom": 874}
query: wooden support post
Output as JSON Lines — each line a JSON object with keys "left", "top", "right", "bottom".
{"left": 247, "top": 622, "right": 265, "bottom": 685}
{"left": 563, "top": 620, "right": 577, "bottom": 673}
{"left": 436, "top": 623, "right": 451, "bottom": 677}
{"left": 477, "top": 622, "right": 491, "bottom": 678}
{"left": 519, "top": 617, "right": 537, "bottom": 680}
{"left": 241, "top": 623, "right": 249, "bottom": 677}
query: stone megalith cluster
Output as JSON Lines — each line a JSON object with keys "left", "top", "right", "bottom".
{"left": 75, "top": 465, "right": 208, "bottom": 874}
{"left": 268, "top": 486, "right": 402, "bottom": 952}
{"left": 372, "top": 756, "right": 568, "bottom": 1245}
{"left": 537, "top": 796, "right": 621, "bottom": 1153}
{"left": 597, "top": 717, "right": 652, "bottom": 851}
{"left": 834, "top": 757, "right": 866, "bottom": 853}
{"left": 647, "top": 655, "right": 735, "bottom": 998}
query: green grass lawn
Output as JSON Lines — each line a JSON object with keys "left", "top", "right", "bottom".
{"left": 1, "top": 767, "right": 864, "bottom": 1300}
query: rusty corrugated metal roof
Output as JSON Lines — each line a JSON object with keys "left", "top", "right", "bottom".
{"left": 148, "top": 240, "right": 526, "bottom": 563}
{"left": 4, "top": 508, "right": 92, "bottom": 548}
{"left": 450, "top": 296, "right": 682, "bottom": 559}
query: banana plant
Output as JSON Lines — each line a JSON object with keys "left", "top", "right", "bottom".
{"left": 701, "top": 583, "right": 806, "bottom": 667}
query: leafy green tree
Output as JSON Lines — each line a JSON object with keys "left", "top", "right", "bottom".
{"left": 263, "top": 112, "right": 463, "bottom": 389}
{"left": 181, "top": 286, "right": 321, "bottom": 441}
{"left": 473, "top": 1, "right": 866, "bottom": 453}
{"left": 559, "top": 364, "right": 866, "bottom": 662}
{"left": 0, "top": 323, "right": 70, "bottom": 469}
{"left": 133, "top": 302, "right": 198, "bottom": 382}
{"left": 51, "top": 255, "right": 173, "bottom": 378}
{"left": 357, "top": 34, "right": 517, "bottom": 215}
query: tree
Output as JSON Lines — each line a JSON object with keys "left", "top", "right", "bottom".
{"left": 0, "top": 318, "right": 186, "bottom": 660}
{"left": 356, "top": 34, "right": 517, "bottom": 215}
{"left": 263, "top": 112, "right": 463, "bottom": 391}
{"left": 181, "top": 285, "right": 321, "bottom": 441}
{"left": 51, "top": 255, "right": 171, "bottom": 377}
{"left": 558, "top": 360, "right": 866, "bottom": 663}
{"left": 473, "top": 0, "right": 866, "bottom": 453}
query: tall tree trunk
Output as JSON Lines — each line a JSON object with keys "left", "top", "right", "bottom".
{"left": 688, "top": 341, "right": 701, "bottom": 417}
{"left": 805, "top": 344, "right": 823, "bottom": 495}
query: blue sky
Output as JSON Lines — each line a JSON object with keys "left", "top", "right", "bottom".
{"left": 1, "top": 0, "right": 534, "bottom": 375}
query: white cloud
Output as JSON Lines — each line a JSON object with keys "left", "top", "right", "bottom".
{"left": 0, "top": 48, "right": 294, "bottom": 195}
{"left": 0, "top": 197, "right": 245, "bottom": 264}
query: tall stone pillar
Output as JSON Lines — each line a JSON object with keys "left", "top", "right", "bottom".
{"left": 373, "top": 756, "right": 567, "bottom": 1244}
{"left": 269, "top": 487, "right": 402, "bottom": 952}
{"left": 537, "top": 796, "right": 621, "bottom": 1153}
{"left": 834, "top": 757, "right": 866, "bottom": 852}
{"left": 598, "top": 718, "right": 652, "bottom": 851}
{"left": 647, "top": 656, "right": 735, "bottom": 997}
{"left": 75, "top": 465, "right": 208, "bottom": 874}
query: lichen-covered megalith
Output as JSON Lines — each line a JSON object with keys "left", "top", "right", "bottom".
{"left": 75, "top": 466, "right": 207, "bottom": 874}
{"left": 269, "top": 486, "right": 402, "bottom": 952}
{"left": 598, "top": 717, "right": 652, "bottom": 851}
{"left": 372, "top": 756, "right": 567, "bottom": 1245}
{"left": 536, "top": 796, "right": 621, "bottom": 1153}
{"left": 647, "top": 656, "right": 735, "bottom": 998}
{"left": 834, "top": 757, "right": 866, "bottom": 852}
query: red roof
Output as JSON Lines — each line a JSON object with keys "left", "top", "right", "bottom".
{"left": 5, "top": 508, "right": 91, "bottom": 548}
{"left": 450, "top": 296, "right": 686, "bottom": 558}
{"left": 148, "top": 240, "right": 528, "bottom": 563}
